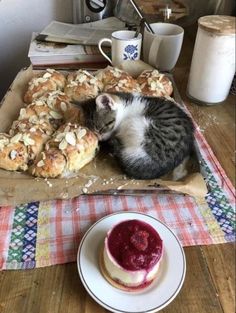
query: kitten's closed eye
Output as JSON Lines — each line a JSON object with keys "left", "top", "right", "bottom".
{"left": 98, "top": 119, "right": 115, "bottom": 133}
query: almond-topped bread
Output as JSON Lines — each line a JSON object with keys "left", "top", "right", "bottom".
{"left": 64, "top": 70, "right": 103, "bottom": 102}
{"left": 137, "top": 69, "right": 173, "bottom": 97}
{"left": 96, "top": 66, "right": 134, "bottom": 87}
{"left": 30, "top": 123, "right": 98, "bottom": 178}
{"left": 0, "top": 133, "right": 28, "bottom": 171}
{"left": 103, "top": 76, "right": 141, "bottom": 93}
{"left": 23, "top": 69, "right": 66, "bottom": 103}
{"left": 37, "top": 90, "right": 81, "bottom": 123}
{"left": 9, "top": 118, "right": 54, "bottom": 138}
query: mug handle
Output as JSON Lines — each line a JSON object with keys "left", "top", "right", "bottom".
{"left": 148, "top": 37, "right": 162, "bottom": 68}
{"left": 98, "top": 38, "right": 112, "bottom": 64}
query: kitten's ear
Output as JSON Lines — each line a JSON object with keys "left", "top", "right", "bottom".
{"left": 96, "top": 93, "right": 117, "bottom": 111}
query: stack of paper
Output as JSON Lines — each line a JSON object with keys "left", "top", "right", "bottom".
{"left": 28, "top": 33, "right": 111, "bottom": 68}
{"left": 27, "top": 17, "right": 126, "bottom": 69}
{"left": 38, "top": 17, "right": 126, "bottom": 45}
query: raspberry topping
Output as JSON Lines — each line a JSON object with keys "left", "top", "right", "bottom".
{"left": 130, "top": 230, "right": 149, "bottom": 251}
{"left": 107, "top": 219, "right": 163, "bottom": 271}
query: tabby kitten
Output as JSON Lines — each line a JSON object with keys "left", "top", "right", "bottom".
{"left": 76, "top": 92, "right": 194, "bottom": 179}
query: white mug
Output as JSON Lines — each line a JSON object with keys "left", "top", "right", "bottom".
{"left": 143, "top": 23, "right": 184, "bottom": 71}
{"left": 98, "top": 30, "right": 142, "bottom": 67}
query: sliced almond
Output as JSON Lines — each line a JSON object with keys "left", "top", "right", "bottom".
{"left": 113, "top": 71, "right": 121, "bottom": 78}
{"left": 49, "top": 111, "right": 63, "bottom": 119}
{"left": 65, "top": 132, "right": 76, "bottom": 146}
{"left": 19, "top": 108, "right": 27, "bottom": 118}
{"left": 21, "top": 164, "right": 28, "bottom": 171}
{"left": 0, "top": 135, "right": 9, "bottom": 143}
{"left": 43, "top": 72, "right": 52, "bottom": 79}
{"left": 36, "top": 77, "right": 47, "bottom": 84}
{"left": 150, "top": 81, "right": 157, "bottom": 90}
{"left": 55, "top": 133, "right": 65, "bottom": 142}
{"left": 35, "top": 100, "right": 44, "bottom": 106}
{"left": 39, "top": 112, "right": 48, "bottom": 118}
{"left": 76, "top": 128, "right": 87, "bottom": 140}
{"left": 89, "top": 78, "right": 96, "bottom": 84}
{"left": 64, "top": 125, "right": 70, "bottom": 133}
{"left": 39, "top": 119, "right": 47, "bottom": 125}
{"left": 59, "top": 139, "right": 68, "bottom": 150}
{"left": 22, "top": 134, "right": 35, "bottom": 146}
{"left": 37, "top": 160, "right": 45, "bottom": 167}
{"left": 77, "top": 74, "right": 87, "bottom": 83}
{"left": 10, "top": 150, "right": 18, "bottom": 160}
{"left": 60, "top": 102, "right": 67, "bottom": 112}
{"left": 29, "top": 115, "right": 39, "bottom": 123}
{"left": 47, "top": 68, "right": 55, "bottom": 74}
{"left": 10, "top": 133, "right": 22, "bottom": 143}
{"left": 68, "top": 81, "right": 78, "bottom": 87}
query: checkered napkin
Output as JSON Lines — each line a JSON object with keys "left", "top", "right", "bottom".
{"left": 0, "top": 122, "right": 235, "bottom": 270}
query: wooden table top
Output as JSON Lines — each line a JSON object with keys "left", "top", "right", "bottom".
{"left": 0, "top": 25, "right": 235, "bottom": 313}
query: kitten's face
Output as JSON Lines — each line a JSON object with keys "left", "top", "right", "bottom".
{"left": 82, "top": 94, "right": 118, "bottom": 141}
{"left": 87, "top": 108, "right": 116, "bottom": 140}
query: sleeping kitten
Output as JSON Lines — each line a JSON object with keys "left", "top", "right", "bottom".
{"left": 75, "top": 92, "right": 194, "bottom": 180}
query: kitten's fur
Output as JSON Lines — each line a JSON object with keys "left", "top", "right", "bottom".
{"left": 76, "top": 92, "right": 194, "bottom": 179}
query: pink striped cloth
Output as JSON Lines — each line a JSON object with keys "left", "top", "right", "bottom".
{"left": 0, "top": 119, "right": 235, "bottom": 270}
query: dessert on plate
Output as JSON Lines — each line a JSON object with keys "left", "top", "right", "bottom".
{"left": 100, "top": 219, "right": 163, "bottom": 291}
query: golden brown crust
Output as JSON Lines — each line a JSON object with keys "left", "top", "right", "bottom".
{"left": 64, "top": 70, "right": 103, "bottom": 102}
{"left": 0, "top": 134, "right": 28, "bottom": 171}
{"left": 23, "top": 69, "right": 66, "bottom": 103}
{"left": 8, "top": 130, "right": 49, "bottom": 163}
{"left": 137, "top": 70, "right": 173, "bottom": 97}
{"left": 25, "top": 130, "right": 50, "bottom": 161}
{"left": 30, "top": 148, "right": 66, "bottom": 178}
{"left": 96, "top": 66, "right": 134, "bottom": 87}
{"left": 31, "top": 123, "right": 98, "bottom": 178}
{"left": 103, "top": 76, "right": 141, "bottom": 93}
{"left": 99, "top": 249, "right": 132, "bottom": 291}
{"left": 99, "top": 248, "right": 154, "bottom": 292}
{"left": 10, "top": 118, "right": 55, "bottom": 137}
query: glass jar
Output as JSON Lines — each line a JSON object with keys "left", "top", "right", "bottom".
{"left": 187, "top": 15, "right": 235, "bottom": 105}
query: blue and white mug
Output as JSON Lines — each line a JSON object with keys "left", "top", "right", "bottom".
{"left": 98, "top": 30, "right": 142, "bottom": 67}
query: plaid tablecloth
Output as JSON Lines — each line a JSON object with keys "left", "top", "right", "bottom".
{"left": 0, "top": 119, "right": 235, "bottom": 270}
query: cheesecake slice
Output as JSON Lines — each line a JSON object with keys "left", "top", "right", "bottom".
{"left": 100, "top": 219, "right": 163, "bottom": 291}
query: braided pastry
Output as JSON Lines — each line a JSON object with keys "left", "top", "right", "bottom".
{"left": 137, "top": 70, "right": 173, "bottom": 97}
{"left": 24, "top": 69, "right": 66, "bottom": 103}
{"left": 65, "top": 70, "right": 103, "bottom": 102}
{"left": 30, "top": 123, "right": 98, "bottom": 178}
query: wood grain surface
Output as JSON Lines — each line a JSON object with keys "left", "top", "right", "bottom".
{"left": 0, "top": 24, "right": 235, "bottom": 313}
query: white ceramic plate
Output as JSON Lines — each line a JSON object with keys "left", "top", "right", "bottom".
{"left": 77, "top": 212, "right": 186, "bottom": 313}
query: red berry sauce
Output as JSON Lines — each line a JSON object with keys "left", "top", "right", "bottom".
{"left": 107, "top": 219, "right": 163, "bottom": 271}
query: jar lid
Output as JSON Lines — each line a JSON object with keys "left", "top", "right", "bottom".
{"left": 198, "top": 15, "right": 236, "bottom": 35}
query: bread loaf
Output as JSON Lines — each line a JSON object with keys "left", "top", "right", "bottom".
{"left": 137, "top": 70, "right": 173, "bottom": 97}
{"left": 24, "top": 69, "right": 66, "bottom": 103}
{"left": 65, "top": 70, "right": 103, "bottom": 102}
{"left": 30, "top": 123, "right": 98, "bottom": 178}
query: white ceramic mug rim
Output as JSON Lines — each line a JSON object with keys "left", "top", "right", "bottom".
{"left": 112, "top": 30, "right": 142, "bottom": 41}
{"left": 147, "top": 23, "right": 184, "bottom": 37}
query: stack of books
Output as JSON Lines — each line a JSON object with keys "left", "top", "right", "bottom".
{"left": 28, "top": 33, "right": 110, "bottom": 69}
{"left": 27, "top": 18, "right": 126, "bottom": 69}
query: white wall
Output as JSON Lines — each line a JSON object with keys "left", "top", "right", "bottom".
{"left": 0, "top": 0, "right": 73, "bottom": 101}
